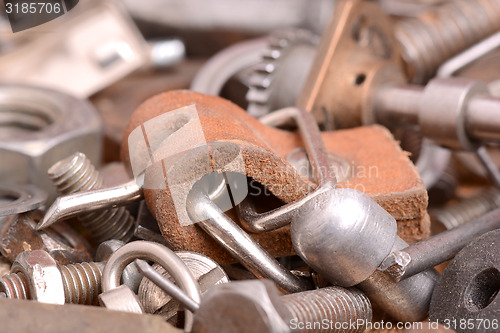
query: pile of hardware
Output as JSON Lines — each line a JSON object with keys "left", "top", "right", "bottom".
{"left": 0, "top": 0, "right": 499, "bottom": 332}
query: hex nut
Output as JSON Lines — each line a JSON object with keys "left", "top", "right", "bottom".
{"left": 10, "top": 250, "right": 65, "bottom": 304}
{"left": 192, "top": 280, "right": 293, "bottom": 333}
{"left": 0, "top": 84, "right": 103, "bottom": 202}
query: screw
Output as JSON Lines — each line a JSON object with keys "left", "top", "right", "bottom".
{"left": 432, "top": 187, "right": 500, "bottom": 230}
{"left": 396, "top": 0, "right": 500, "bottom": 83}
{"left": 193, "top": 279, "right": 372, "bottom": 333}
{"left": 48, "top": 152, "right": 136, "bottom": 243}
{"left": 0, "top": 250, "right": 104, "bottom": 305}
{"left": 281, "top": 286, "right": 372, "bottom": 333}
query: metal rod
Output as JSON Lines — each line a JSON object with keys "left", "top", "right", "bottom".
{"left": 186, "top": 186, "right": 310, "bottom": 294}
{"left": 438, "top": 31, "right": 500, "bottom": 78}
{"left": 389, "top": 208, "right": 500, "bottom": 281}
{"left": 134, "top": 259, "right": 200, "bottom": 313}
{"left": 476, "top": 146, "right": 500, "bottom": 188}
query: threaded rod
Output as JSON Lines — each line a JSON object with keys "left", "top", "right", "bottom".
{"left": 281, "top": 286, "right": 371, "bottom": 333}
{"left": 432, "top": 188, "right": 500, "bottom": 230}
{"left": 0, "top": 272, "right": 30, "bottom": 300}
{"left": 396, "top": 0, "right": 500, "bottom": 83}
{"left": 59, "top": 261, "right": 104, "bottom": 305}
{"left": 48, "top": 152, "right": 136, "bottom": 243}
{"left": 1, "top": 261, "right": 104, "bottom": 305}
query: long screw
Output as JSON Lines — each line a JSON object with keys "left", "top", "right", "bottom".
{"left": 48, "top": 152, "right": 136, "bottom": 243}
{"left": 432, "top": 187, "right": 500, "bottom": 230}
{"left": 0, "top": 261, "right": 103, "bottom": 305}
{"left": 281, "top": 286, "right": 372, "bottom": 333}
{"left": 396, "top": 0, "right": 500, "bottom": 83}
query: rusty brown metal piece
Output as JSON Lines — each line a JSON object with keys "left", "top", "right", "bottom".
{"left": 0, "top": 211, "right": 92, "bottom": 265}
{"left": 296, "top": 0, "right": 406, "bottom": 129}
{"left": 0, "top": 297, "right": 181, "bottom": 333}
{"left": 121, "top": 90, "right": 428, "bottom": 264}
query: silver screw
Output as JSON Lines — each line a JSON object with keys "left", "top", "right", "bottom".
{"left": 281, "top": 286, "right": 372, "bottom": 333}
{"left": 48, "top": 152, "right": 136, "bottom": 243}
{"left": 432, "top": 187, "right": 500, "bottom": 230}
{"left": 0, "top": 253, "right": 104, "bottom": 305}
{"left": 193, "top": 279, "right": 372, "bottom": 333}
{"left": 396, "top": 0, "right": 500, "bottom": 83}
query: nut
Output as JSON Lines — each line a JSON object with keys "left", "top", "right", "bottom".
{"left": 10, "top": 250, "right": 65, "bottom": 304}
{"left": 0, "top": 84, "right": 103, "bottom": 202}
{"left": 192, "top": 280, "right": 292, "bottom": 333}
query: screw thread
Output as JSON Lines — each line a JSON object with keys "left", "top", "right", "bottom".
{"left": 0, "top": 272, "right": 30, "bottom": 300}
{"left": 59, "top": 261, "right": 104, "bottom": 305}
{"left": 281, "top": 286, "right": 372, "bottom": 333}
{"left": 396, "top": 0, "right": 500, "bottom": 83}
{"left": 48, "top": 152, "right": 136, "bottom": 243}
{"left": 432, "top": 188, "right": 500, "bottom": 230}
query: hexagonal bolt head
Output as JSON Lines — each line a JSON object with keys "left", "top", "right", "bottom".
{"left": 10, "top": 250, "right": 65, "bottom": 304}
{"left": 192, "top": 280, "right": 292, "bottom": 333}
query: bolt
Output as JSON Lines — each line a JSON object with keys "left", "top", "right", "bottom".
{"left": 0, "top": 250, "right": 103, "bottom": 305}
{"left": 48, "top": 152, "right": 136, "bottom": 243}
{"left": 396, "top": 0, "right": 500, "bottom": 83}
{"left": 432, "top": 187, "right": 500, "bottom": 230}
{"left": 193, "top": 279, "right": 372, "bottom": 333}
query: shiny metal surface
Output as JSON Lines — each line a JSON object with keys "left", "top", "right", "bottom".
{"left": 381, "top": 208, "right": 500, "bottom": 282}
{"left": 101, "top": 241, "right": 201, "bottom": 331}
{"left": 99, "top": 284, "right": 144, "bottom": 314}
{"left": 44, "top": 152, "right": 136, "bottom": 243}
{"left": 246, "top": 29, "right": 319, "bottom": 117}
{"left": 135, "top": 259, "right": 200, "bottom": 313}
{"left": 8, "top": 250, "right": 65, "bottom": 304}
{"left": 291, "top": 188, "right": 397, "bottom": 287}
{"left": 186, "top": 187, "right": 310, "bottom": 294}
{"left": 37, "top": 180, "right": 143, "bottom": 230}
{"left": 0, "top": 0, "right": 149, "bottom": 98}
{"left": 95, "top": 240, "right": 143, "bottom": 293}
{"left": 138, "top": 251, "right": 228, "bottom": 319}
{"left": 190, "top": 38, "right": 268, "bottom": 95}
{"left": 0, "top": 85, "right": 102, "bottom": 202}
{"left": 396, "top": 0, "right": 500, "bottom": 83}
{"left": 0, "top": 184, "right": 47, "bottom": 217}
{"left": 432, "top": 187, "right": 500, "bottom": 230}
{"left": 122, "top": 0, "right": 335, "bottom": 35}
{"left": 438, "top": 31, "right": 500, "bottom": 78}
{"left": 375, "top": 78, "right": 500, "bottom": 150}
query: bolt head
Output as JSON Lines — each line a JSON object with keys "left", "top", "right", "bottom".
{"left": 11, "top": 250, "right": 65, "bottom": 304}
{"left": 192, "top": 280, "right": 292, "bottom": 333}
